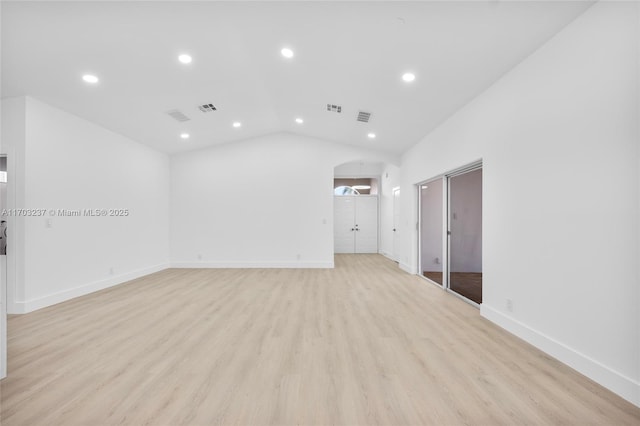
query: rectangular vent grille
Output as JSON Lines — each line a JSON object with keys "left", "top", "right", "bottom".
{"left": 166, "top": 109, "right": 191, "bottom": 122}
{"left": 198, "top": 103, "right": 217, "bottom": 113}
{"left": 357, "top": 111, "right": 371, "bottom": 123}
{"left": 326, "top": 104, "right": 342, "bottom": 113}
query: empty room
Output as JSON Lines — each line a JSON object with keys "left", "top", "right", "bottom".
{"left": 1, "top": 1, "right": 639, "bottom": 425}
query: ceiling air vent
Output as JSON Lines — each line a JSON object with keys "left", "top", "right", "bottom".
{"left": 326, "top": 104, "right": 342, "bottom": 113}
{"left": 357, "top": 111, "right": 371, "bottom": 123}
{"left": 166, "top": 109, "right": 191, "bottom": 122}
{"left": 198, "top": 103, "right": 217, "bottom": 113}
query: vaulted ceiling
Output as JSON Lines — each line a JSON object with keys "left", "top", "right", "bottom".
{"left": 2, "top": 1, "right": 593, "bottom": 154}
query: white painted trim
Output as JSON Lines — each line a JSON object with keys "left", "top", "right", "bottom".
{"left": 12, "top": 263, "right": 170, "bottom": 314}
{"left": 379, "top": 251, "right": 395, "bottom": 261}
{"left": 399, "top": 262, "right": 416, "bottom": 275}
{"left": 171, "top": 261, "right": 334, "bottom": 269}
{"left": 481, "top": 304, "right": 640, "bottom": 407}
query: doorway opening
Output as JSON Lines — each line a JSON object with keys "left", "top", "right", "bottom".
{"left": 333, "top": 177, "right": 378, "bottom": 196}
{"left": 333, "top": 162, "right": 382, "bottom": 255}
{"left": 448, "top": 166, "right": 483, "bottom": 304}
{"left": 333, "top": 195, "right": 378, "bottom": 254}
{"left": 418, "top": 162, "right": 483, "bottom": 306}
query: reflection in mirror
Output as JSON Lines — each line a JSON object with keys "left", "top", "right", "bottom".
{"left": 420, "top": 179, "right": 444, "bottom": 285}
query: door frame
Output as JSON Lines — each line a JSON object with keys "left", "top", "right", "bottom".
{"left": 446, "top": 161, "right": 483, "bottom": 307}
{"left": 417, "top": 176, "right": 446, "bottom": 289}
{"left": 416, "top": 160, "right": 483, "bottom": 307}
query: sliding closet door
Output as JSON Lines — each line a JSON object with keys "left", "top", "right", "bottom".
{"left": 419, "top": 179, "right": 444, "bottom": 285}
{"left": 448, "top": 168, "right": 482, "bottom": 304}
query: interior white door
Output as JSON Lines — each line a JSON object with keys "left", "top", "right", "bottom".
{"left": 334, "top": 196, "right": 356, "bottom": 253}
{"left": 354, "top": 197, "right": 378, "bottom": 253}
{"left": 392, "top": 188, "right": 400, "bottom": 261}
{"left": 334, "top": 196, "right": 379, "bottom": 254}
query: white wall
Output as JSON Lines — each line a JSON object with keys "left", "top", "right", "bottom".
{"left": 399, "top": 2, "right": 639, "bottom": 405}
{"left": 334, "top": 161, "right": 384, "bottom": 177}
{"left": 2, "top": 97, "right": 171, "bottom": 313}
{"left": 170, "top": 133, "right": 396, "bottom": 267}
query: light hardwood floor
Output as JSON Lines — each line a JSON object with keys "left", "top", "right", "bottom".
{"left": 1, "top": 254, "right": 639, "bottom": 425}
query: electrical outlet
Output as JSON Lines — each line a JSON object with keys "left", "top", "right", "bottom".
{"left": 296, "top": 254, "right": 301, "bottom": 260}
{"left": 197, "top": 254, "right": 203, "bottom": 260}
{"left": 109, "top": 267, "right": 114, "bottom": 275}
{"left": 506, "top": 299, "right": 513, "bottom": 312}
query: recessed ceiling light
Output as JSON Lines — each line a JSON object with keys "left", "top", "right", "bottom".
{"left": 82, "top": 74, "right": 99, "bottom": 84}
{"left": 178, "top": 54, "right": 192, "bottom": 64}
{"left": 402, "top": 72, "right": 416, "bottom": 82}
{"left": 367, "top": 133, "right": 376, "bottom": 139}
{"left": 281, "top": 47, "right": 294, "bottom": 59}
{"left": 180, "top": 133, "right": 190, "bottom": 140}
{"left": 232, "top": 121, "right": 242, "bottom": 128}
{"left": 295, "top": 118, "right": 304, "bottom": 124}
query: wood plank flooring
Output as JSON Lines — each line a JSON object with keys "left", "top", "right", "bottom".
{"left": 1, "top": 254, "right": 639, "bottom": 425}
{"left": 422, "top": 272, "right": 483, "bottom": 304}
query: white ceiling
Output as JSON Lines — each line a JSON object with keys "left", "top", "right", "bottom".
{"left": 1, "top": 1, "right": 593, "bottom": 155}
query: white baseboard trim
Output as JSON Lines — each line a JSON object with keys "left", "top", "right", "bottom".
{"left": 399, "top": 262, "right": 416, "bottom": 274}
{"left": 171, "top": 260, "right": 335, "bottom": 269}
{"left": 481, "top": 304, "right": 640, "bottom": 408}
{"left": 6, "top": 301, "right": 19, "bottom": 316}
{"left": 13, "top": 263, "right": 170, "bottom": 314}
{"left": 379, "top": 251, "right": 398, "bottom": 262}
